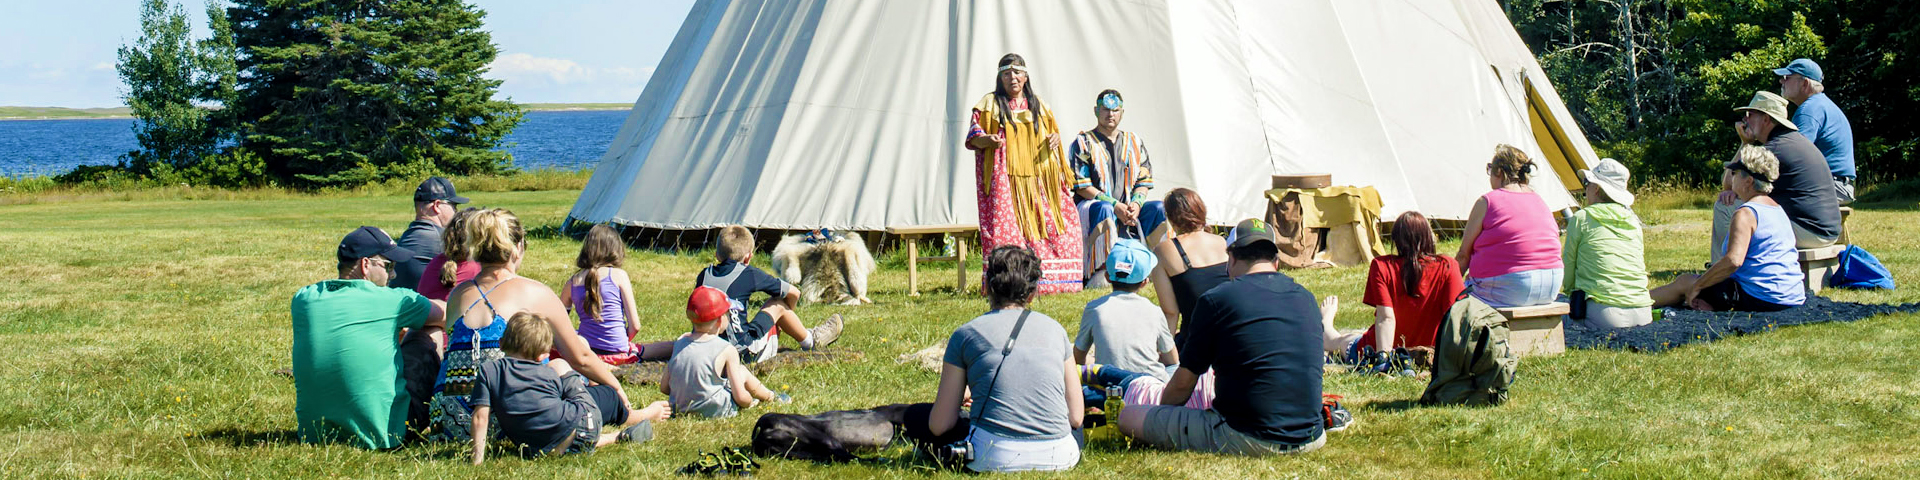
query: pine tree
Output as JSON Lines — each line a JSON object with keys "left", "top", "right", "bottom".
{"left": 228, "top": 0, "right": 524, "bottom": 187}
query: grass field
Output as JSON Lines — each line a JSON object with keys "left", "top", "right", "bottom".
{"left": 0, "top": 106, "right": 134, "bottom": 120}
{"left": 1, "top": 188, "right": 1917, "bottom": 479}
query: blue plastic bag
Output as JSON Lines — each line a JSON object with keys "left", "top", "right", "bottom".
{"left": 1830, "top": 245, "right": 1895, "bottom": 290}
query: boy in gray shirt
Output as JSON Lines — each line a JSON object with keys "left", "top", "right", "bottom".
{"left": 469, "top": 312, "right": 669, "bottom": 463}
{"left": 1076, "top": 240, "right": 1178, "bottom": 403}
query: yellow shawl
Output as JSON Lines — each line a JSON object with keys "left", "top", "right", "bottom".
{"left": 974, "top": 94, "right": 1073, "bottom": 241}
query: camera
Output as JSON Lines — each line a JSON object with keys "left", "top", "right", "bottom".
{"left": 927, "top": 440, "right": 972, "bottom": 466}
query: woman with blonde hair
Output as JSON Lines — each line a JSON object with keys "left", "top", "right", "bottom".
{"left": 427, "top": 208, "right": 634, "bottom": 442}
{"left": 1456, "top": 145, "right": 1564, "bottom": 308}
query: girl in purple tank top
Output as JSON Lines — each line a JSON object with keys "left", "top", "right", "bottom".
{"left": 563, "top": 225, "right": 649, "bottom": 365}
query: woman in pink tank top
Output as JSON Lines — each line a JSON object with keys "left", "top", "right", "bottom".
{"left": 1456, "top": 145, "right": 1564, "bottom": 308}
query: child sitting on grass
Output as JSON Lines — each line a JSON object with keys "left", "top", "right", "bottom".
{"left": 663, "top": 286, "right": 791, "bottom": 419}
{"left": 697, "top": 226, "right": 845, "bottom": 363}
{"left": 1074, "top": 239, "right": 1177, "bottom": 405}
{"left": 469, "top": 312, "right": 671, "bottom": 464}
{"left": 562, "top": 224, "right": 674, "bottom": 365}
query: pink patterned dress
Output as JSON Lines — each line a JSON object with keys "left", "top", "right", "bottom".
{"left": 968, "top": 94, "right": 1084, "bottom": 294}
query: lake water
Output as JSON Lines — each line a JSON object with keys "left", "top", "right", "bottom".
{"left": 0, "top": 109, "right": 631, "bottom": 178}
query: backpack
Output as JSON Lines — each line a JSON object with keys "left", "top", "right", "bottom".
{"left": 1831, "top": 245, "right": 1896, "bottom": 290}
{"left": 1420, "top": 295, "right": 1517, "bottom": 406}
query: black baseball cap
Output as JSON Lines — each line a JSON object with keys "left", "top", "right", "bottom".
{"left": 1227, "top": 218, "right": 1278, "bottom": 250}
{"left": 414, "top": 176, "right": 470, "bottom": 204}
{"left": 337, "top": 226, "right": 413, "bottom": 263}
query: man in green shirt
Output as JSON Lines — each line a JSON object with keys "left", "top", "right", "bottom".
{"left": 292, "top": 226, "right": 446, "bottom": 449}
{"left": 1563, "top": 159, "right": 1655, "bottom": 329}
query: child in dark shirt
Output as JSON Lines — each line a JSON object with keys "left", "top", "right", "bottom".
{"left": 696, "top": 226, "right": 847, "bottom": 362}
{"left": 469, "top": 312, "right": 670, "bottom": 463}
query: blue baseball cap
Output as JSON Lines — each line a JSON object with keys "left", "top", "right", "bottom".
{"left": 1772, "top": 58, "right": 1823, "bottom": 83}
{"left": 1106, "top": 239, "right": 1158, "bottom": 284}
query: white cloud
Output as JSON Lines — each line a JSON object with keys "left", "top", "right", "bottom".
{"left": 490, "top": 52, "right": 589, "bottom": 84}
{"left": 91, "top": 62, "right": 114, "bottom": 71}
{"left": 487, "top": 52, "right": 655, "bottom": 103}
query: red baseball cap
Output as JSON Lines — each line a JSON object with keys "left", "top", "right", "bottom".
{"left": 687, "top": 286, "right": 729, "bottom": 323}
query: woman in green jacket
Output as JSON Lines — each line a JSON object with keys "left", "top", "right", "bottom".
{"left": 1563, "top": 158, "right": 1655, "bottom": 329}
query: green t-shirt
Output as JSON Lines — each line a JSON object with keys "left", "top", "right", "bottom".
{"left": 1561, "top": 203, "right": 1655, "bottom": 308}
{"left": 291, "top": 279, "right": 430, "bottom": 449}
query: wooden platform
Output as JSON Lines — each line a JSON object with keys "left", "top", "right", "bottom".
{"left": 886, "top": 225, "right": 979, "bottom": 296}
{"left": 1497, "top": 302, "right": 1569, "bottom": 357}
{"left": 1799, "top": 244, "right": 1847, "bottom": 293}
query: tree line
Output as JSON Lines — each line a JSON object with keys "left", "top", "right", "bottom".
{"left": 1504, "top": 0, "right": 1917, "bottom": 186}
{"left": 97, "top": 0, "right": 521, "bottom": 188}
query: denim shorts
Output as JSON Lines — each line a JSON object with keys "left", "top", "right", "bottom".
{"left": 1467, "top": 268, "right": 1564, "bottom": 308}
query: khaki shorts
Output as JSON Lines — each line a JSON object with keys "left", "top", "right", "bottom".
{"left": 1137, "top": 406, "right": 1325, "bottom": 456}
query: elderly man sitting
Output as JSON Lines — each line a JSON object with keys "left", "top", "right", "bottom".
{"left": 1712, "top": 91, "right": 1841, "bottom": 263}
{"left": 1775, "top": 58, "right": 1856, "bottom": 204}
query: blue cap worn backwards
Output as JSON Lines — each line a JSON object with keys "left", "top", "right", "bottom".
{"left": 1772, "top": 58, "right": 1823, "bottom": 83}
{"left": 1106, "top": 239, "right": 1157, "bottom": 284}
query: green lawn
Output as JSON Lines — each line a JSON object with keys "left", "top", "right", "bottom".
{"left": 0, "top": 106, "right": 133, "bottom": 119}
{"left": 1, "top": 189, "right": 1916, "bottom": 479}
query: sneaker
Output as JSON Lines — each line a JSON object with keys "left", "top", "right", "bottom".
{"left": 618, "top": 421, "right": 655, "bottom": 443}
{"left": 805, "top": 314, "right": 844, "bottom": 350}
{"left": 771, "top": 392, "right": 792, "bottom": 404}
{"left": 1323, "top": 396, "right": 1354, "bottom": 432}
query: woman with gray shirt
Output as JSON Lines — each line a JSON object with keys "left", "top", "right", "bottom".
{"left": 928, "top": 246, "right": 1085, "bottom": 472}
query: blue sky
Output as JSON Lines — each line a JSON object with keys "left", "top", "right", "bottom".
{"left": 0, "top": 0, "right": 694, "bottom": 108}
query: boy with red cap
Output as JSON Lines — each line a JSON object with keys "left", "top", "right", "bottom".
{"left": 661, "top": 286, "right": 793, "bottom": 418}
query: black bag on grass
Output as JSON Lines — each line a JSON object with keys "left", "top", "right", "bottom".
{"left": 1420, "top": 295, "right": 1516, "bottom": 406}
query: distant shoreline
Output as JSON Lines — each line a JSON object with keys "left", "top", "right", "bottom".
{"left": 0, "top": 103, "right": 629, "bottom": 120}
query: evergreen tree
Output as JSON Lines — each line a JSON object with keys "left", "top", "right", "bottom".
{"left": 228, "top": 0, "right": 523, "bottom": 187}
{"left": 118, "top": 0, "right": 225, "bottom": 175}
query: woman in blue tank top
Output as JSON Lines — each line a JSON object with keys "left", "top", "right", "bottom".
{"left": 1652, "top": 146, "right": 1806, "bottom": 312}
{"left": 428, "top": 208, "right": 634, "bottom": 443}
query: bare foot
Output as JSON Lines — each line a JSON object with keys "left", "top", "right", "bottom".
{"left": 1321, "top": 295, "right": 1340, "bottom": 321}
{"left": 638, "top": 400, "right": 672, "bottom": 421}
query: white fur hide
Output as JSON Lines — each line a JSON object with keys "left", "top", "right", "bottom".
{"left": 770, "top": 232, "right": 876, "bottom": 305}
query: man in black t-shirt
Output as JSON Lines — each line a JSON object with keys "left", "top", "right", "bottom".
{"left": 1712, "top": 91, "right": 1840, "bottom": 262}
{"left": 1116, "top": 218, "right": 1327, "bottom": 455}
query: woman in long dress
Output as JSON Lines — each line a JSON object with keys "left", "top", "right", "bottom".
{"left": 966, "top": 53, "right": 1083, "bottom": 294}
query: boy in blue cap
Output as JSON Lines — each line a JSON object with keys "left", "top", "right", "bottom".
{"left": 1074, "top": 239, "right": 1178, "bottom": 404}
{"left": 1774, "top": 58, "right": 1855, "bottom": 203}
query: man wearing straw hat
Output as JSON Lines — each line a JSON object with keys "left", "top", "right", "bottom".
{"left": 1713, "top": 91, "right": 1841, "bottom": 261}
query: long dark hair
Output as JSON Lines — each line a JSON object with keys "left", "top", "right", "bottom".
{"left": 991, "top": 53, "right": 1047, "bottom": 130}
{"left": 1391, "top": 211, "right": 1439, "bottom": 297}
{"left": 575, "top": 224, "right": 627, "bottom": 316}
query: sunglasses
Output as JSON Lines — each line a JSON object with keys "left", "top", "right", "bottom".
{"left": 368, "top": 257, "right": 395, "bottom": 275}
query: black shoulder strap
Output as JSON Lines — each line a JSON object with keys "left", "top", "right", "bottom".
{"left": 1171, "top": 237, "right": 1194, "bottom": 268}
{"left": 978, "top": 309, "right": 1034, "bottom": 423}
{"left": 1002, "top": 309, "right": 1033, "bottom": 357}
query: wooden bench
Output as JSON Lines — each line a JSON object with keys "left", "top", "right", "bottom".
{"left": 1798, "top": 244, "right": 1847, "bottom": 293}
{"left": 886, "top": 225, "right": 978, "bottom": 296}
{"left": 1496, "top": 303, "right": 1569, "bottom": 357}
{"left": 1838, "top": 206, "right": 1853, "bottom": 245}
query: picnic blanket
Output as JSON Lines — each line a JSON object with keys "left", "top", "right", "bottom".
{"left": 1568, "top": 297, "right": 1920, "bottom": 353}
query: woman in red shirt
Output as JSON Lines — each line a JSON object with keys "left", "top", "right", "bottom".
{"left": 1321, "top": 211, "right": 1464, "bottom": 366}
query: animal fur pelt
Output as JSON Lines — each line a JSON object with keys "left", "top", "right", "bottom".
{"left": 770, "top": 231, "right": 876, "bottom": 305}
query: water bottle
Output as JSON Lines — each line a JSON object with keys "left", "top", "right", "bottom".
{"left": 1104, "top": 385, "right": 1125, "bottom": 423}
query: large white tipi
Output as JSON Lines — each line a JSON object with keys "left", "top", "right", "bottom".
{"left": 566, "top": 0, "right": 1599, "bottom": 233}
